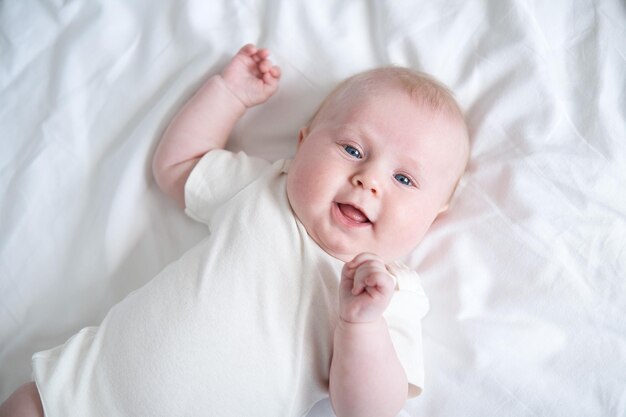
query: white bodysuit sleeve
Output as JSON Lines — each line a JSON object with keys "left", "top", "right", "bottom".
{"left": 184, "top": 150, "right": 271, "bottom": 226}
{"left": 384, "top": 262, "right": 430, "bottom": 397}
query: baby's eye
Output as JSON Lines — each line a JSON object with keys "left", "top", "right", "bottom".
{"left": 343, "top": 145, "right": 362, "bottom": 159}
{"left": 394, "top": 173, "right": 413, "bottom": 187}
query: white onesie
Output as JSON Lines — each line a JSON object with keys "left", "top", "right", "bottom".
{"left": 32, "top": 150, "right": 429, "bottom": 417}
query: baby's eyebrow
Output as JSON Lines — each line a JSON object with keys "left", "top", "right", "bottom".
{"left": 398, "top": 154, "right": 424, "bottom": 186}
{"left": 401, "top": 153, "right": 420, "bottom": 168}
{"left": 337, "top": 125, "right": 368, "bottom": 140}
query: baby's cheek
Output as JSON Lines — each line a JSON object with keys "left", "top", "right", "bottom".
{"left": 381, "top": 216, "right": 430, "bottom": 258}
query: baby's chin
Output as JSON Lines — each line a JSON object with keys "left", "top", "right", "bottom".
{"left": 306, "top": 219, "right": 425, "bottom": 264}
{"left": 312, "top": 234, "right": 365, "bottom": 263}
{"left": 323, "top": 244, "right": 419, "bottom": 265}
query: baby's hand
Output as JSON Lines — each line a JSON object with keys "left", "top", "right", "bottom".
{"left": 339, "top": 253, "right": 396, "bottom": 324}
{"left": 220, "top": 44, "right": 281, "bottom": 108}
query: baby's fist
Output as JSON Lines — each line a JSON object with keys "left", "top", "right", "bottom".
{"left": 339, "top": 253, "right": 396, "bottom": 324}
{"left": 221, "top": 44, "right": 281, "bottom": 108}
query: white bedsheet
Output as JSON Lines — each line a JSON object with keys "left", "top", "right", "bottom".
{"left": 1, "top": 1, "right": 625, "bottom": 416}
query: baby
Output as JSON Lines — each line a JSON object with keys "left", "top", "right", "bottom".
{"left": 0, "top": 44, "right": 469, "bottom": 417}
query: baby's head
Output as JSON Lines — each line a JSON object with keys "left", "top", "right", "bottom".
{"left": 287, "top": 67, "right": 469, "bottom": 263}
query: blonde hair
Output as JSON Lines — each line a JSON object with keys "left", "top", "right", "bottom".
{"left": 309, "top": 66, "right": 466, "bottom": 129}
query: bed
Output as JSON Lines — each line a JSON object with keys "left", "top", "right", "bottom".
{"left": 1, "top": 1, "right": 625, "bottom": 416}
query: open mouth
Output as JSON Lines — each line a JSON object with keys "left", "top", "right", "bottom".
{"left": 336, "top": 203, "right": 371, "bottom": 225}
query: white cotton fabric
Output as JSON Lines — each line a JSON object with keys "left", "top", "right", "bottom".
{"left": 31, "top": 150, "right": 428, "bottom": 416}
{"left": 2, "top": 2, "right": 625, "bottom": 417}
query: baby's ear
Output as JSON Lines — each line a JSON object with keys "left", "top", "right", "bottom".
{"left": 297, "top": 127, "right": 309, "bottom": 147}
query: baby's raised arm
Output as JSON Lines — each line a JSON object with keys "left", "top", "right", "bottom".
{"left": 153, "top": 44, "right": 281, "bottom": 207}
{"left": 330, "top": 253, "right": 408, "bottom": 417}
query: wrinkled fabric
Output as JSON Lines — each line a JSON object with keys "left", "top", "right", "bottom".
{"left": 1, "top": 1, "right": 625, "bottom": 416}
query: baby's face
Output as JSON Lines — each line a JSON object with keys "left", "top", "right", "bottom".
{"left": 286, "top": 87, "right": 468, "bottom": 263}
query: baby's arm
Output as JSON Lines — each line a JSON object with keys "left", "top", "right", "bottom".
{"left": 153, "top": 44, "right": 281, "bottom": 207}
{"left": 330, "top": 253, "right": 408, "bottom": 417}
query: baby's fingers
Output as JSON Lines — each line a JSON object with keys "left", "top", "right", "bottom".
{"left": 239, "top": 43, "right": 258, "bottom": 57}
{"left": 351, "top": 274, "right": 378, "bottom": 296}
{"left": 260, "top": 58, "right": 279, "bottom": 74}
{"left": 255, "top": 48, "right": 271, "bottom": 60}
{"left": 352, "top": 262, "right": 392, "bottom": 296}
{"left": 263, "top": 65, "right": 281, "bottom": 83}
{"left": 346, "top": 252, "right": 384, "bottom": 270}
{"left": 238, "top": 45, "right": 273, "bottom": 68}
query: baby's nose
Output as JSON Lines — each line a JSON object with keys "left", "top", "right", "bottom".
{"left": 351, "top": 172, "right": 379, "bottom": 195}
